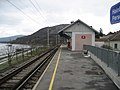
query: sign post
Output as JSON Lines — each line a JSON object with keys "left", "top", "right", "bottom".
{"left": 110, "top": 2, "right": 120, "bottom": 24}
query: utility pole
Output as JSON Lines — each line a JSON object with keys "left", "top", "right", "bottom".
{"left": 47, "top": 27, "right": 49, "bottom": 48}
{"left": 56, "top": 34, "right": 58, "bottom": 45}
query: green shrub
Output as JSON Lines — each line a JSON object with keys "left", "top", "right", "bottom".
{"left": 101, "top": 45, "right": 112, "bottom": 50}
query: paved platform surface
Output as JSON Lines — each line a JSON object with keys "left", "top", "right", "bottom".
{"left": 33, "top": 46, "right": 119, "bottom": 90}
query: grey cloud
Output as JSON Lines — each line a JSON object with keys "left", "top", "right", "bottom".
{"left": 37, "top": 0, "right": 116, "bottom": 16}
{"left": 0, "top": 0, "right": 119, "bottom": 37}
{"left": 0, "top": 14, "right": 22, "bottom": 25}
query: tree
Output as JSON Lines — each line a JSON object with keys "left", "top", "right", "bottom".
{"left": 6, "top": 44, "right": 14, "bottom": 67}
{"left": 99, "top": 28, "right": 104, "bottom": 37}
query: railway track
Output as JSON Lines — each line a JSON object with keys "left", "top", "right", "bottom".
{"left": 0, "top": 46, "right": 59, "bottom": 90}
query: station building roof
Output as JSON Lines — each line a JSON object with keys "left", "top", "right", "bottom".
{"left": 58, "top": 19, "right": 98, "bottom": 39}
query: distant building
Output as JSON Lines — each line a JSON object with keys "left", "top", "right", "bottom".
{"left": 59, "top": 19, "right": 98, "bottom": 51}
{"left": 96, "top": 30, "right": 120, "bottom": 51}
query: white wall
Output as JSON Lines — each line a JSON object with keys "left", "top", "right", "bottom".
{"left": 104, "top": 41, "right": 120, "bottom": 51}
{"left": 110, "top": 41, "right": 120, "bottom": 50}
{"left": 95, "top": 41, "right": 104, "bottom": 47}
{"left": 72, "top": 32, "right": 95, "bottom": 51}
{"left": 65, "top": 22, "right": 95, "bottom": 33}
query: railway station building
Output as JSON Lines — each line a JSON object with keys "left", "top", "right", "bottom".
{"left": 59, "top": 19, "right": 98, "bottom": 51}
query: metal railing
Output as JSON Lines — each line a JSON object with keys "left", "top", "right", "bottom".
{"left": 83, "top": 45, "right": 120, "bottom": 76}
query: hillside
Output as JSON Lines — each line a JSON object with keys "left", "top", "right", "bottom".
{"left": 11, "top": 24, "right": 69, "bottom": 45}
{"left": 0, "top": 35, "right": 25, "bottom": 43}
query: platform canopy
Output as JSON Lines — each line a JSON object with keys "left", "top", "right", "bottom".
{"left": 59, "top": 31, "right": 71, "bottom": 39}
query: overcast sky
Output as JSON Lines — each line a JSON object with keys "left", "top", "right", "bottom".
{"left": 0, "top": 0, "right": 120, "bottom": 37}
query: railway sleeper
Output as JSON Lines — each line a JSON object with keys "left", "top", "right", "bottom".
{"left": 12, "top": 76, "right": 23, "bottom": 80}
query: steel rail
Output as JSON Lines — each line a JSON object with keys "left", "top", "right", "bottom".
{"left": 15, "top": 48, "right": 57, "bottom": 90}
{"left": 0, "top": 46, "right": 58, "bottom": 90}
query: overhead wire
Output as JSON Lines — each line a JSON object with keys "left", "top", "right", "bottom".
{"left": 29, "top": 0, "right": 46, "bottom": 22}
{"left": 6, "top": 0, "right": 42, "bottom": 25}
{"left": 19, "top": 0, "right": 40, "bottom": 19}
{"left": 18, "top": 0, "right": 46, "bottom": 27}
{"left": 33, "top": 0, "right": 47, "bottom": 21}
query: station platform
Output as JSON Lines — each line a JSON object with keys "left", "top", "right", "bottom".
{"left": 33, "top": 45, "right": 119, "bottom": 90}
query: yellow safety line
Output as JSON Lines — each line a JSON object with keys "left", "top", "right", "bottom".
{"left": 48, "top": 47, "right": 62, "bottom": 90}
{"left": 32, "top": 48, "right": 59, "bottom": 90}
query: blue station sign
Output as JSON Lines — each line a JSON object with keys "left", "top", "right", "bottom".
{"left": 110, "top": 2, "right": 120, "bottom": 24}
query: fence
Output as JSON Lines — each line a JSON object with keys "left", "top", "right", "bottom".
{"left": 0, "top": 46, "right": 49, "bottom": 71}
{"left": 83, "top": 45, "right": 120, "bottom": 76}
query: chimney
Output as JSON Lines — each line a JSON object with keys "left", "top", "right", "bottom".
{"left": 71, "top": 21, "right": 74, "bottom": 24}
{"left": 90, "top": 26, "right": 92, "bottom": 28}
